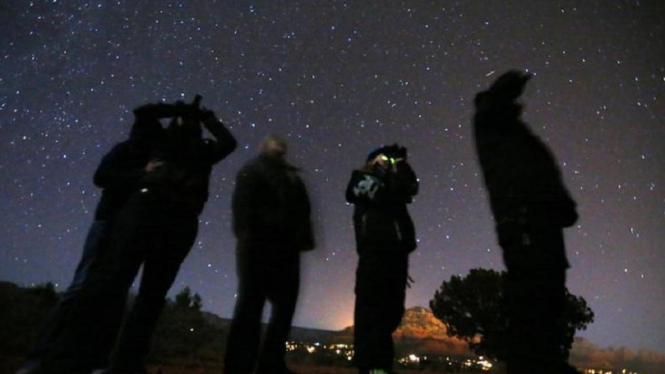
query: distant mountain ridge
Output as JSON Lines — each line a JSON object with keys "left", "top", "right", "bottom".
{"left": 3, "top": 281, "right": 665, "bottom": 373}
{"left": 201, "top": 305, "right": 472, "bottom": 356}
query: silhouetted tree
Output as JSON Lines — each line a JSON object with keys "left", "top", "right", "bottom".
{"left": 560, "top": 290, "right": 595, "bottom": 360}
{"left": 0, "top": 281, "right": 59, "bottom": 372}
{"left": 30, "top": 282, "right": 59, "bottom": 302}
{"left": 174, "top": 286, "right": 202, "bottom": 311}
{"left": 149, "top": 287, "right": 217, "bottom": 363}
{"left": 0, "top": 282, "right": 226, "bottom": 372}
{"left": 429, "top": 268, "right": 594, "bottom": 361}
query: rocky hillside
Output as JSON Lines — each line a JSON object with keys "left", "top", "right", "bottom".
{"left": 393, "top": 306, "right": 450, "bottom": 340}
{"left": 335, "top": 306, "right": 472, "bottom": 357}
{"left": 392, "top": 306, "right": 472, "bottom": 356}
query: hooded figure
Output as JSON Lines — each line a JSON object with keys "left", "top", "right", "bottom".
{"left": 473, "top": 70, "right": 579, "bottom": 374}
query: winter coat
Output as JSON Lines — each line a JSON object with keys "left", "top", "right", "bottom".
{"left": 232, "top": 154, "right": 315, "bottom": 255}
{"left": 345, "top": 162, "right": 418, "bottom": 254}
{"left": 138, "top": 113, "right": 237, "bottom": 215}
{"left": 92, "top": 116, "right": 164, "bottom": 221}
{"left": 473, "top": 91, "right": 578, "bottom": 228}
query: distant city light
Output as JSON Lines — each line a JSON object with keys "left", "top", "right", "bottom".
{"left": 282, "top": 340, "right": 640, "bottom": 374}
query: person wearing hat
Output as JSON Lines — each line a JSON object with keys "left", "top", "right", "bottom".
{"left": 345, "top": 144, "right": 419, "bottom": 374}
{"left": 473, "top": 70, "right": 579, "bottom": 374}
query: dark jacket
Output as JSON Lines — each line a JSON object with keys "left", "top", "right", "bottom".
{"left": 232, "top": 154, "right": 315, "bottom": 255}
{"left": 345, "top": 162, "right": 418, "bottom": 253}
{"left": 139, "top": 111, "right": 237, "bottom": 215}
{"left": 473, "top": 91, "right": 578, "bottom": 228}
{"left": 92, "top": 115, "right": 164, "bottom": 221}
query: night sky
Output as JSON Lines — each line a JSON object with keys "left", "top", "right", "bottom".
{"left": 1, "top": 0, "right": 664, "bottom": 358}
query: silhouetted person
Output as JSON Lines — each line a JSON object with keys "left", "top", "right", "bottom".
{"left": 473, "top": 70, "right": 579, "bottom": 374}
{"left": 40, "top": 96, "right": 237, "bottom": 374}
{"left": 346, "top": 144, "right": 418, "bottom": 374}
{"left": 15, "top": 105, "right": 165, "bottom": 374}
{"left": 224, "top": 135, "right": 314, "bottom": 374}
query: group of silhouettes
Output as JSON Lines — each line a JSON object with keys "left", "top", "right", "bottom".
{"left": 17, "top": 71, "right": 580, "bottom": 374}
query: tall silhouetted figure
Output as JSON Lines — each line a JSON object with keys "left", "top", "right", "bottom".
{"left": 346, "top": 144, "right": 418, "bottom": 374}
{"left": 224, "top": 135, "right": 314, "bottom": 374}
{"left": 473, "top": 70, "right": 579, "bottom": 374}
{"left": 40, "top": 96, "right": 237, "bottom": 374}
{"left": 15, "top": 107, "right": 165, "bottom": 374}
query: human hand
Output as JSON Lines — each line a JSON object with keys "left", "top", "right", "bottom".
{"left": 145, "top": 159, "right": 164, "bottom": 173}
{"left": 371, "top": 154, "right": 390, "bottom": 169}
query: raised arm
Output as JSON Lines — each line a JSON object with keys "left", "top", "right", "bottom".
{"left": 200, "top": 109, "right": 238, "bottom": 164}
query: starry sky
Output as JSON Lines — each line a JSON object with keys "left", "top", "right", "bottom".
{"left": 1, "top": 0, "right": 664, "bottom": 357}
